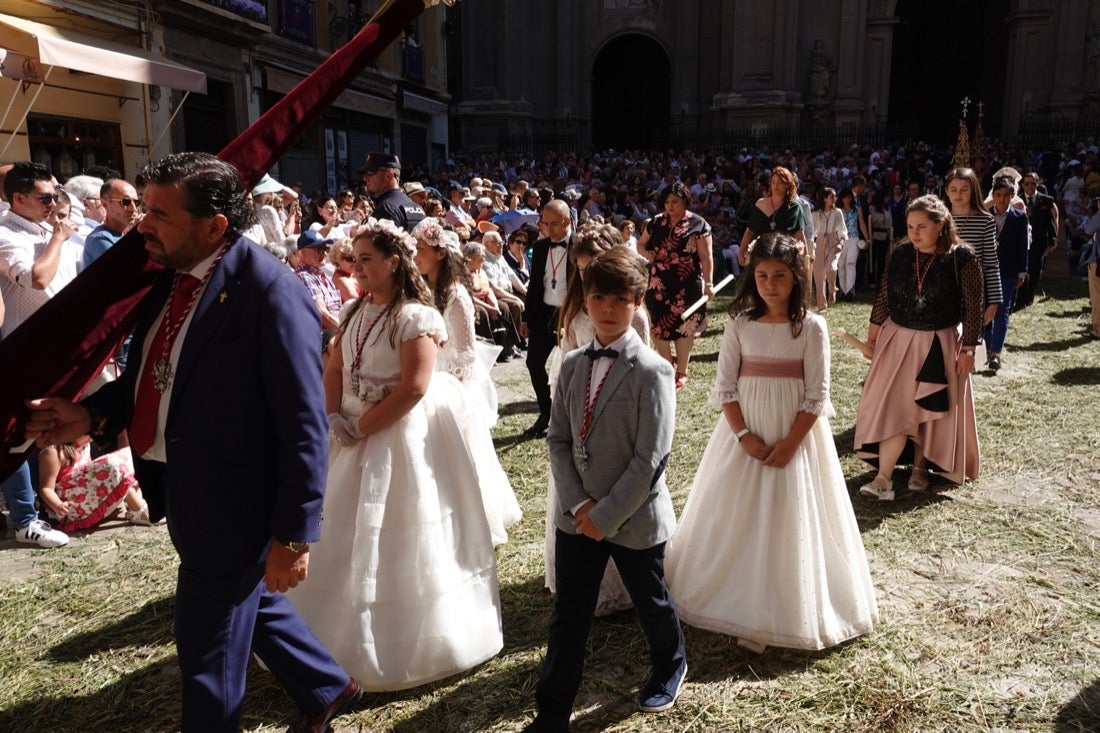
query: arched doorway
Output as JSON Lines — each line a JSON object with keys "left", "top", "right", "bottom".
{"left": 591, "top": 34, "right": 670, "bottom": 150}
{"left": 888, "top": 0, "right": 1010, "bottom": 144}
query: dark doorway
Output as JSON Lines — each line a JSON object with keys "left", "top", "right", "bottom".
{"left": 888, "top": 0, "right": 1010, "bottom": 144}
{"left": 182, "top": 79, "right": 233, "bottom": 154}
{"left": 592, "top": 34, "right": 671, "bottom": 150}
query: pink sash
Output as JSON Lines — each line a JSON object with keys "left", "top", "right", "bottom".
{"left": 739, "top": 356, "right": 804, "bottom": 379}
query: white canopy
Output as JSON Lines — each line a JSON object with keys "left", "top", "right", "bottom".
{"left": 0, "top": 13, "right": 206, "bottom": 93}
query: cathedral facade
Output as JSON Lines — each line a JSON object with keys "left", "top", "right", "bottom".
{"left": 447, "top": 0, "right": 1099, "bottom": 152}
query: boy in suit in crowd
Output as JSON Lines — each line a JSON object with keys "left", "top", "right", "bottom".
{"left": 524, "top": 247, "right": 686, "bottom": 732}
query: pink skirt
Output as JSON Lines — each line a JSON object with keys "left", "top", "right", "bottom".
{"left": 854, "top": 319, "right": 979, "bottom": 484}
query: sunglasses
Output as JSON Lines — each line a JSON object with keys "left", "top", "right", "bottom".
{"left": 107, "top": 198, "right": 142, "bottom": 208}
{"left": 30, "top": 193, "right": 61, "bottom": 205}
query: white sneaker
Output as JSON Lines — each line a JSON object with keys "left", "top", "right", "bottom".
{"left": 127, "top": 500, "right": 153, "bottom": 526}
{"left": 859, "top": 475, "right": 895, "bottom": 502}
{"left": 15, "top": 519, "right": 70, "bottom": 548}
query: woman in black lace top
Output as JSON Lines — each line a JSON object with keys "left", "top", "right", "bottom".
{"left": 853, "top": 195, "right": 982, "bottom": 501}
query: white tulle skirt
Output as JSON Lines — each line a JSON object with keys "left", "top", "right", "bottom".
{"left": 289, "top": 374, "right": 503, "bottom": 691}
{"left": 666, "top": 378, "right": 878, "bottom": 650}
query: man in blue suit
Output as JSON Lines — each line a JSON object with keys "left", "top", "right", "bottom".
{"left": 985, "top": 174, "right": 1030, "bottom": 372}
{"left": 25, "top": 153, "right": 359, "bottom": 733}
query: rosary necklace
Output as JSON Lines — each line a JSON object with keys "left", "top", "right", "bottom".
{"left": 152, "top": 244, "right": 229, "bottom": 393}
{"left": 914, "top": 249, "right": 937, "bottom": 311}
{"left": 548, "top": 247, "right": 567, "bottom": 289}
{"left": 349, "top": 301, "right": 393, "bottom": 396}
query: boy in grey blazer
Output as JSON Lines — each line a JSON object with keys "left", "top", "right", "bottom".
{"left": 524, "top": 248, "right": 686, "bottom": 733}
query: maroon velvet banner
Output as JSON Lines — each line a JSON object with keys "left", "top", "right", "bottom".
{"left": 0, "top": 0, "right": 435, "bottom": 482}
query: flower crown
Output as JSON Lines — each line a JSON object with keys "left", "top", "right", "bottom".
{"left": 360, "top": 218, "right": 417, "bottom": 256}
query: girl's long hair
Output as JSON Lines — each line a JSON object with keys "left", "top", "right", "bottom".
{"left": 556, "top": 223, "right": 621, "bottom": 340}
{"left": 728, "top": 232, "right": 808, "bottom": 337}
{"left": 339, "top": 219, "right": 433, "bottom": 348}
{"left": 412, "top": 219, "right": 472, "bottom": 313}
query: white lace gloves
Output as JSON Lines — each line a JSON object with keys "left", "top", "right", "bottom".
{"left": 328, "top": 413, "right": 364, "bottom": 447}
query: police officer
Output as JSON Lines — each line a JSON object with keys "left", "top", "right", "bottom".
{"left": 362, "top": 153, "right": 424, "bottom": 233}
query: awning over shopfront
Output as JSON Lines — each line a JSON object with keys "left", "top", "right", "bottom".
{"left": 0, "top": 13, "right": 206, "bottom": 92}
{"left": 402, "top": 91, "right": 447, "bottom": 116}
{"left": 265, "top": 66, "right": 395, "bottom": 119}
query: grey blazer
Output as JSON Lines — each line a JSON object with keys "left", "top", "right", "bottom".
{"left": 547, "top": 333, "right": 677, "bottom": 550}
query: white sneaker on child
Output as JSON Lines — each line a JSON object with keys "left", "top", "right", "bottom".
{"left": 128, "top": 501, "right": 153, "bottom": 526}
{"left": 15, "top": 519, "right": 69, "bottom": 548}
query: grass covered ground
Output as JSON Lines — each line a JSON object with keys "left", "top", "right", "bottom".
{"left": 1, "top": 278, "right": 1098, "bottom": 732}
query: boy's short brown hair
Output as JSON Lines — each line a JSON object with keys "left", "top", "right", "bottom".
{"left": 583, "top": 246, "right": 648, "bottom": 300}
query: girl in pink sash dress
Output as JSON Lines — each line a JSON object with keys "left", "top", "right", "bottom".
{"left": 666, "top": 233, "right": 877, "bottom": 652}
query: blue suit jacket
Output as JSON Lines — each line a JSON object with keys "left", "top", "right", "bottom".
{"left": 997, "top": 208, "right": 1030, "bottom": 278}
{"left": 84, "top": 238, "right": 328, "bottom": 573}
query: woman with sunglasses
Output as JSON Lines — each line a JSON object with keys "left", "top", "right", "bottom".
{"left": 328, "top": 237, "right": 360, "bottom": 303}
{"left": 504, "top": 225, "right": 536, "bottom": 286}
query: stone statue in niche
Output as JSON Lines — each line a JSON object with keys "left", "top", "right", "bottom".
{"left": 1087, "top": 21, "right": 1100, "bottom": 88}
{"left": 809, "top": 40, "right": 834, "bottom": 99}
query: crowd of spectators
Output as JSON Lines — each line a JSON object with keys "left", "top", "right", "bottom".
{"left": 4, "top": 135, "right": 1100, "bottom": 545}
{"left": 388, "top": 138, "right": 1099, "bottom": 260}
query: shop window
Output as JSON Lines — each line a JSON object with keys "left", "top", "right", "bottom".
{"left": 199, "top": 0, "right": 268, "bottom": 22}
{"left": 279, "top": 0, "right": 316, "bottom": 45}
{"left": 26, "top": 115, "right": 123, "bottom": 180}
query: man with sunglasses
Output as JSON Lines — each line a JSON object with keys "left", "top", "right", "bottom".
{"left": 361, "top": 153, "right": 424, "bottom": 233}
{"left": 0, "top": 160, "right": 72, "bottom": 548}
{"left": 83, "top": 178, "right": 142, "bottom": 269}
{"left": 0, "top": 161, "right": 76, "bottom": 339}
{"left": 295, "top": 229, "right": 341, "bottom": 331}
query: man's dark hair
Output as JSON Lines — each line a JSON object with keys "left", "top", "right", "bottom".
{"left": 85, "top": 165, "right": 122, "bottom": 181}
{"left": 140, "top": 152, "right": 255, "bottom": 239}
{"left": 3, "top": 161, "right": 52, "bottom": 201}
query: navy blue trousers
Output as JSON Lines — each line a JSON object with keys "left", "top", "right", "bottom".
{"left": 534, "top": 530, "right": 685, "bottom": 727}
{"left": 174, "top": 561, "right": 348, "bottom": 732}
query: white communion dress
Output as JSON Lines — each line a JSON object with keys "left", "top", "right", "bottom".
{"left": 290, "top": 300, "right": 503, "bottom": 691}
{"left": 666, "top": 314, "right": 878, "bottom": 650}
{"left": 436, "top": 285, "right": 522, "bottom": 546}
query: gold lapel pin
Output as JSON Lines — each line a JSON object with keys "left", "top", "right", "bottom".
{"left": 218, "top": 291, "right": 228, "bottom": 303}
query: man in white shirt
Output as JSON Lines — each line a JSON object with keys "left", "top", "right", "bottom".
{"left": 0, "top": 160, "right": 71, "bottom": 548}
{"left": 521, "top": 199, "right": 574, "bottom": 437}
{"left": 62, "top": 174, "right": 105, "bottom": 245}
{"left": 481, "top": 230, "right": 526, "bottom": 354}
{"left": 0, "top": 161, "right": 76, "bottom": 339}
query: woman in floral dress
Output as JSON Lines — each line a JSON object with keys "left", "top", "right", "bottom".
{"left": 637, "top": 180, "right": 715, "bottom": 388}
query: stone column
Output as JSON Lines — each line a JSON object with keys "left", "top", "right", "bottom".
{"left": 863, "top": 14, "right": 898, "bottom": 124}
{"left": 832, "top": 0, "right": 867, "bottom": 125}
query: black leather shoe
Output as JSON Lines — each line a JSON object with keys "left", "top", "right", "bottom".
{"left": 521, "top": 717, "right": 570, "bottom": 732}
{"left": 286, "top": 678, "right": 362, "bottom": 733}
{"left": 524, "top": 415, "right": 550, "bottom": 438}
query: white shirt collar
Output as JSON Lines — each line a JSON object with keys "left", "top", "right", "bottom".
{"left": 185, "top": 241, "right": 227, "bottom": 280}
{"left": 590, "top": 328, "right": 634, "bottom": 354}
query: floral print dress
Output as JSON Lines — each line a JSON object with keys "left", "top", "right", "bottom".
{"left": 49, "top": 445, "right": 138, "bottom": 532}
{"left": 644, "top": 211, "right": 712, "bottom": 340}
